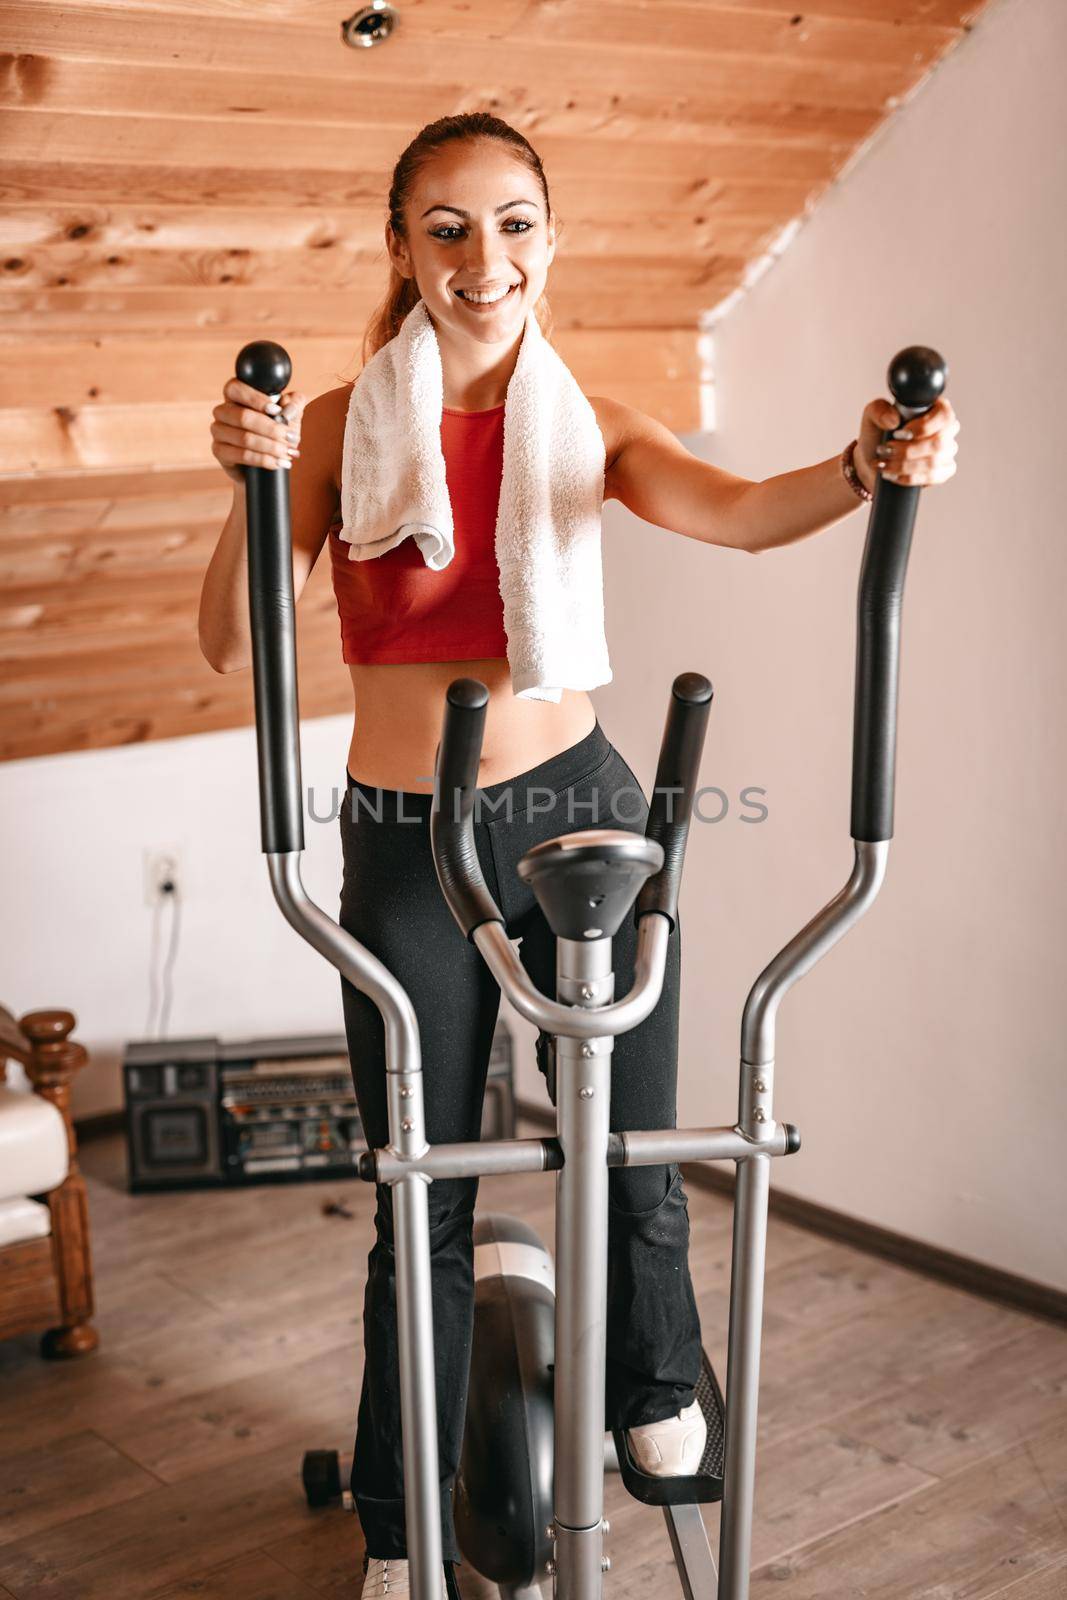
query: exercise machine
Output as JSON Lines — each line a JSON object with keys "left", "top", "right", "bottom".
{"left": 238, "top": 340, "right": 946, "bottom": 1598}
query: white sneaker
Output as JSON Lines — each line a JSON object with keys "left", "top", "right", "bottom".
{"left": 361, "top": 1556, "right": 448, "bottom": 1598}
{"left": 626, "top": 1399, "right": 706, "bottom": 1477}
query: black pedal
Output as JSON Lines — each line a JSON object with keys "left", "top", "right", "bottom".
{"left": 611, "top": 1347, "right": 725, "bottom": 1506}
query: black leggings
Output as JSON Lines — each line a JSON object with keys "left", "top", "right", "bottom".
{"left": 338, "top": 718, "right": 703, "bottom": 1563}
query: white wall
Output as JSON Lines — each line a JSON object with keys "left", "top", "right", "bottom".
{"left": 3, "top": 0, "right": 1063, "bottom": 1290}
{"left": 597, "top": 0, "right": 1067, "bottom": 1290}
{"left": 0, "top": 716, "right": 361, "bottom": 1112}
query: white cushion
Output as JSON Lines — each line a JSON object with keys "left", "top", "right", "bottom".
{"left": 0, "top": 1194, "right": 51, "bottom": 1248}
{"left": 0, "top": 1084, "right": 69, "bottom": 1203}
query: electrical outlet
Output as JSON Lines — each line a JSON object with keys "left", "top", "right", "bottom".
{"left": 144, "top": 848, "right": 182, "bottom": 906}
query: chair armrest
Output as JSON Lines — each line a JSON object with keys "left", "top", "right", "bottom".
{"left": 0, "top": 1006, "right": 90, "bottom": 1195}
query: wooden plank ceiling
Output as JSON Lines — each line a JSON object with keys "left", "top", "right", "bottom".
{"left": 0, "top": 0, "right": 988, "bottom": 761}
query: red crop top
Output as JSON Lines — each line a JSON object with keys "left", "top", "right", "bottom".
{"left": 327, "top": 404, "right": 509, "bottom": 665}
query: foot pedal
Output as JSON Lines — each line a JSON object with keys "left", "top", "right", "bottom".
{"left": 610, "top": 1346, "right": 725, "bottom": 1506}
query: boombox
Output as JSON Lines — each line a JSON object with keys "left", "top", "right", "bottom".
{"left": 123, "top": 1022, "right": 514, "bottom": 1192}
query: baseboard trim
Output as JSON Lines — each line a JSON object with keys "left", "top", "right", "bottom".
{"left": 514, "top": 1097, "right": 1067, "bottom": 1327}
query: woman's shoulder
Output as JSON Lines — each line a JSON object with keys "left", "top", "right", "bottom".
{"left": 587, "top": 393, "right": 636, "bottom": 477}
{"left": 303, "top": 381, "right": 353, "bottom": 435}
{"left": 301, "top": 383, "right": 353, "bottom": 496}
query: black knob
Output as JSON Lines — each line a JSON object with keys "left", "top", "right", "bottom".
{"left": 236, "top": 340, "right": 292, "bottom": 397}
{"left": 673, "top": 671, "right": 714, "bottom": 711}
{"left": 886, "top": 346, "right": 947, "bottom": 415}
{"left": 447, "top": 678, "right": 490, "bottom": 715}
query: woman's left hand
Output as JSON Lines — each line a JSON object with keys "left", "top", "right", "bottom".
{"left": 853, "top": 395, "right": 960, "bottom": 494}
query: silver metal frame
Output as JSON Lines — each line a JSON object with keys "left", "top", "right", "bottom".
{"left": 265, "top": 835, "right": 889, "bottom": 1600}
{"left": 718, "top": 840, "right": 887, "bottom": 1598}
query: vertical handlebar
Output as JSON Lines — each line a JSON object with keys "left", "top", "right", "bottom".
{"left": 430, "top": 679, "right": 507, "bottom": 941}
{"left": 851, "top": 344, "right": 948, "bottom": 842}
{"left": 635, "top": 672, "right": 714, "bottom": 930}
{"left": 236, "top": 339, "right": 304, "bottom": 857}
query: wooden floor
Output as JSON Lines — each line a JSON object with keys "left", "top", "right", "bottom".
{"left": 1, "top": 1129, "right": 1065, "bottom": 1600}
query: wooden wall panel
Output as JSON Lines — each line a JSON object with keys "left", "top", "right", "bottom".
{"left": 0, "top": 0, "right": 988, "bottom": 760}
{"left": 0, "top": 56, "right": 882, "bottom": 146}
{"left": 0, "top": 203, "right": 770, "bottom": 266}
{"left": 5, "top": 3, "right": 958, "bottom": 98}
{"left": 2, "top": 114, "right": 848, "bottom": 184}
{"left": 0, "top": 468, "right": 351, "bottom": 761}
{"left": 0, "top": 279, "right": 741, "bottom": 337}
{"left": 0, "top": 329, "right": 699, "bottom": 475}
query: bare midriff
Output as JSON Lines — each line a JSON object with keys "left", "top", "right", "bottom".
{"left": 344, "top": 656, "right": 598, "bottom": 793}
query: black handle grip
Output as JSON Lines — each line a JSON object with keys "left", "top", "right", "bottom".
{"left": 635, "top": 672, "right": 714, "bottom": 930}
{"left": 850, "top": 344, "right": 947, "bottom": 843}
{"left": 429, "top": 678, "right": 505, "bottom": 941}
{"left": 237, "top": 340, "right": 304, "bottom": 856}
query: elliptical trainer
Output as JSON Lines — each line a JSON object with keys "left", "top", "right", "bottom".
{"left": 238, "top": 340, "right": 946, "bottom": 1599}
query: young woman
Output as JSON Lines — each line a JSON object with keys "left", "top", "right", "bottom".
{"left": 199, "top": 113, "right": 959, "bottom": 1598}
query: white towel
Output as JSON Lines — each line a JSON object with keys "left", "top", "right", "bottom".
{"left": 337, "top": 298, "right": 613, "bottom": 703}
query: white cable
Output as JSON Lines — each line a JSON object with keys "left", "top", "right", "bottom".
{"left": 157, "top": 888, "right": 182, "bottom": 1038}
{"left": 144, "top": 895, "right": 162, "bottom": 1037}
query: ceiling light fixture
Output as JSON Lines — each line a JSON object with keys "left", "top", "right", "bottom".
{"left": 341, "top": 2, "right": 400, "bottom": 49}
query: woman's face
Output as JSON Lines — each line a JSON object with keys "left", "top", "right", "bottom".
{"left": 388, "top": 139, "right": 555, "bottom": 347}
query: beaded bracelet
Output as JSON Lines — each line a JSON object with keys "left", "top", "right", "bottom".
{"left": 841, "top": 438, "right": 873, "bottom": 503}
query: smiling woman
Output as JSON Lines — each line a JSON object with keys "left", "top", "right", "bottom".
{"left": 199, "top": 110, "right": 718, "bottom": 1593}
{"left": 321, "top": 127, "right": 716, "bottom": 1573}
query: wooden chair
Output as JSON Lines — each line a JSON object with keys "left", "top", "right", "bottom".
{"left": 0, "top": 1006, "right": 98, "bottom": 1357}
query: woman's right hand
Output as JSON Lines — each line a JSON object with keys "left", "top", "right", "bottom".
{"left": 210, "top": 378, "right": 307, "bottom": 484}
